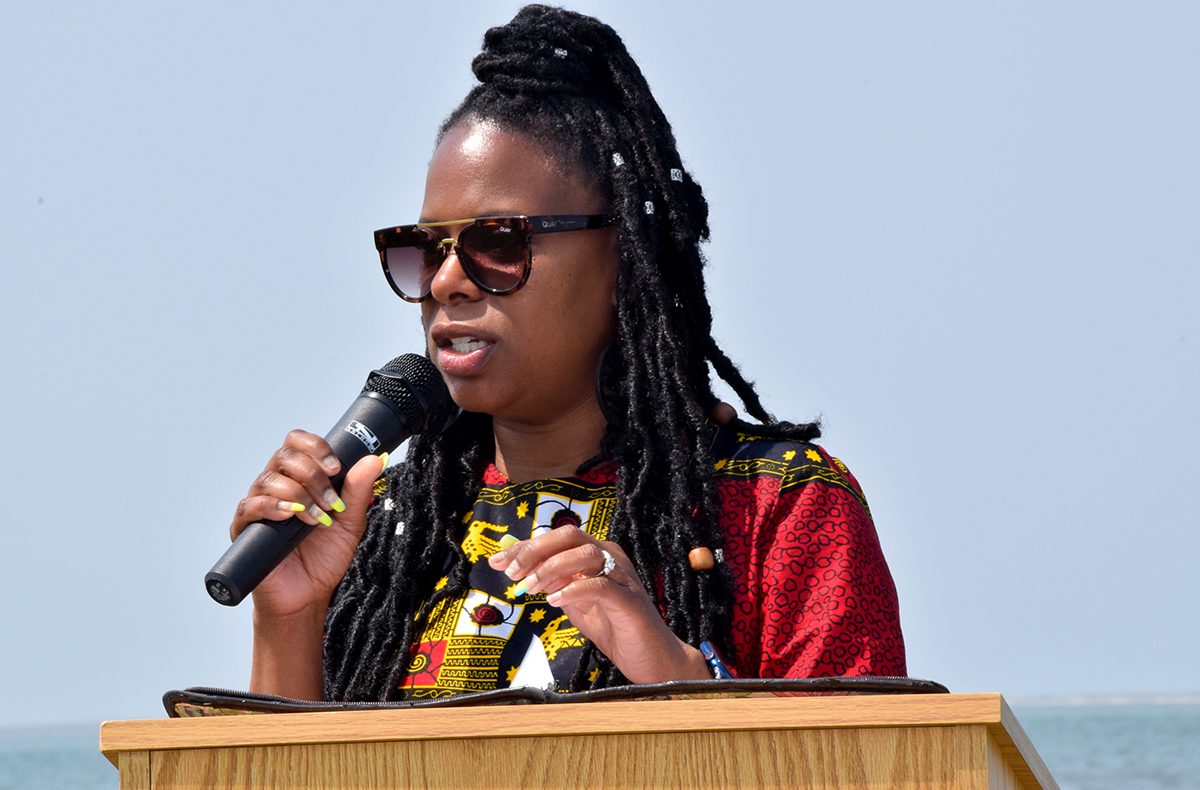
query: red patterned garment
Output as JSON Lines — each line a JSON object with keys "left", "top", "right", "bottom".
{"left": 381, "top": 428, "right": 905, "bottom": 696}
{"left": 708, "top": 428, "right": 906, "bottom": 678}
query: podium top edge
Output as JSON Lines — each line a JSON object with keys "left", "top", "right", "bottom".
{"left": 101, "top": 693, "right": 1009, "bottom": 754}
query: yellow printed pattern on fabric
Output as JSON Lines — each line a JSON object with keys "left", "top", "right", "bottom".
{"left": 400, "top": 469, "right": 616, "bottom": 698}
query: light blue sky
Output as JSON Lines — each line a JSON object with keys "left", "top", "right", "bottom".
{"left": 1, "top": 2, "right": 1196, "bottom": 727}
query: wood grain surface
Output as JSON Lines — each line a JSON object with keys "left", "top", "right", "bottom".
{"left": 100, "top": 694, "right": 1059, "bottom": 789}
{"left": 149, "top": 725, "right": 991, "bottom": 789}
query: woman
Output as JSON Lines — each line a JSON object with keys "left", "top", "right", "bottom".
{"left": 233, "top": 5, "right": 905, "bottom": 702}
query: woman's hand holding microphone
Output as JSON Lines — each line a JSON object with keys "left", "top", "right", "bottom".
{"left": 229, "top": 429, "right": 386, "bottom": 619}
{"left": 230, "top": 430, "right": 386, "bottom": 699}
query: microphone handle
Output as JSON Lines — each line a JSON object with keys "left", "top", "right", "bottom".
{"left": 205, "top": 392, "right": 412, "bottom": 606}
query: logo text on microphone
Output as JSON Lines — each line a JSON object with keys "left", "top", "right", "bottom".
{"left": 345, "top": 420, "right": 381, "bottom": 452}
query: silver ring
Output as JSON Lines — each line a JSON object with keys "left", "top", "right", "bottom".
{"left": 596, "top": 548, "right": 617, "bottom": 578}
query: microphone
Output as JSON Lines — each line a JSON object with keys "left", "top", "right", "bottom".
{"left": 205, "top": 353, "right": 450, "bottom": 606}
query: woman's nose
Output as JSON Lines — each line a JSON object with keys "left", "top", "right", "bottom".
{"left": 428, "top": 244, "right": 483, "bottom": 304}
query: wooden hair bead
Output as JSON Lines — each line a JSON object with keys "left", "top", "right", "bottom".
{"left": 688, "top": 546, "right": 715, "bottom": 571}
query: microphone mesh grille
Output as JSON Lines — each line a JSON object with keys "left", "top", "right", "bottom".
{"left": 362, "top": 354, "right": 446, "bottom": 423}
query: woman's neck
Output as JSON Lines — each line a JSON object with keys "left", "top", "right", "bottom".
{"left": 491, "top": 399, "right": 608, "bottom": 483}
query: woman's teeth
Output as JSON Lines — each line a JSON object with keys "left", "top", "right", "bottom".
{"left": 449, "top": 337, "right": 489, "bottom": 354}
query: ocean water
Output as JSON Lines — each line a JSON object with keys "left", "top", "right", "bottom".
{"left": 2, "top": 703, "right": 1198, "bottom": 789}
{"left": 1013, "top": 702, "right": 1200, "bottom": 790}
{"left": 0, "top": 725, "right": 112, "bottom": 790}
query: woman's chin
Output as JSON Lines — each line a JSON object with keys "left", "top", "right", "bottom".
{"left": 443, "top": 380, "right": 504, "bottom": 417}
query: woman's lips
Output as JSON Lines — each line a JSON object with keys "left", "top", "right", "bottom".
{"left": 435, "top": 335, "right": 495, "bottom": 376}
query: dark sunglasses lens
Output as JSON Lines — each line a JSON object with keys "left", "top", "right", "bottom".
{"left": 384, "top": 235, "right": 441, "bottom": 300}
{"left": 460, "top": 223, "right": 528, "bottom": 292}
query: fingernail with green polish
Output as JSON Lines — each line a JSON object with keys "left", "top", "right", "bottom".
{"left": 512, "top": 578, "right": 530, "bottom": 597}
{"left": 325, "top": 490, "right": 345, "bottom": 513}
{"left": 309, "top": 505, "right": 332, "bottom": 527}
{"left": 498, "top": 534, "right": 519, "bottom": 550}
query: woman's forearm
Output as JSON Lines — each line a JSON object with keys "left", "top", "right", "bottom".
{"left": 250, "top": 604, "right": 327, "bottom": 700}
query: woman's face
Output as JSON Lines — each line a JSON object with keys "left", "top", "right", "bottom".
{"left": 419, "top": 122, "right": 618, "bottom": 426}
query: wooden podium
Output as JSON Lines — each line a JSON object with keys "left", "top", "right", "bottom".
{"left": 100, "top": 693, "right": 1057, "bottom": 789}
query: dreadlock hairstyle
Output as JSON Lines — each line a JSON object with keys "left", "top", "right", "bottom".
{"left": 324, "top": 4, "right": 820, "bottom": 701}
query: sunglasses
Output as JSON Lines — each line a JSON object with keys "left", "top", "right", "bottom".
{"left": 375, "top": 214, "right": 616, "bottom": 303}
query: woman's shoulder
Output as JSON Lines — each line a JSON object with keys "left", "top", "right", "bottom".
{"left": 709, "top": 423, "right": 868, "bottom": 506}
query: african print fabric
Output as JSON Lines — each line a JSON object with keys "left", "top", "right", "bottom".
{"left": 709, "top": 430, "right": 906, "bottom": 679}
{"left": 396, "top": 428, "right": 906, "bottom": 698}
{"left": 401, "top": 466, "right": 617, "bottom": 699}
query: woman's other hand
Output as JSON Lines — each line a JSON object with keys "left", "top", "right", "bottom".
{"left": 487, "top": 527, "right": 709, "bottom": 684}
{"left": 481, "top": 400, "right": 738, "bottom": 683}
